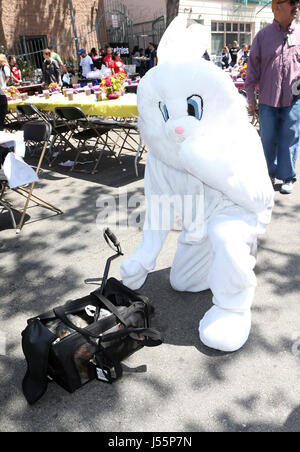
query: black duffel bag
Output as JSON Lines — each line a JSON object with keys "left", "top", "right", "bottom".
{"left": 21, "top": 230, "right": 163, "bottom": 405}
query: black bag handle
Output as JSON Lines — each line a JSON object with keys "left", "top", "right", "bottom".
{"left": 53, "top": 305, "right": 163, "bottom": 346}
{"left": 91, "top": 291, "right": 130, "bottom": 327}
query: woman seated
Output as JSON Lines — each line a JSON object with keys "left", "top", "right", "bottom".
{"left": 112, "top": 52, "right": 126, "bottom": 76}
{"left": 220, "top": 47, "right": 231, "bottom": 70}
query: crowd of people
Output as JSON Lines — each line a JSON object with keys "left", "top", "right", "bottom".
{"left": 39, "top": 42, "right": 158, "bottom": 87}
{"left": 220, "top": 41, "right": 249, "bottom": 69}
{"left": 0, "top": 42, "right": 158, "bottom": 129}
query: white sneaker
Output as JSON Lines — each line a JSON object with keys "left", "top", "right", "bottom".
{"left": 280, "top": 181, "right": 294, "bottom": 194}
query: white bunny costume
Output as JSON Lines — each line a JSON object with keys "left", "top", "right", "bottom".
{"left": 121, "top": 17, "right": 274, "bottom": 352}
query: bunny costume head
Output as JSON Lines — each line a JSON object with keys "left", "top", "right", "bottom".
{"left": 121, "top": 17, "right": 274, "bottom": 352}
{"left": 138, "top": 17, "right": 248, "bottom": 170}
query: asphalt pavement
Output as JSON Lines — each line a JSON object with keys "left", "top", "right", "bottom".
{"left": 0, "top": 146, "right": 300, "bottom": 432}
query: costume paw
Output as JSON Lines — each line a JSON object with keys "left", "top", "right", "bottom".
{"left": 120, "top": 258, "right": 149, "bottom": 290}
{"left": 199, "top": 306, "right": 251, "bottom": 352}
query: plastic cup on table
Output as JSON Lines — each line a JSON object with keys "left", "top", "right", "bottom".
{"left": 88, "top": 83, "right": 93, "bottom": 89}
{"left": 67, "top": 91, "right": 74, "bottom": 101}
{"left": 35, "top": 91, "right": 39, "bottom": 96}
{"left": 85, "top": 88, "right": 91, "bottom": 96}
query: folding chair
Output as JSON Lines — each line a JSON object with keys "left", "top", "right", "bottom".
{"left": 9, "top": 121, "right": 63, "bottom": 232}
{"left": 55, "top": 106, "right": 114, "bottom": 174}
{"left": 82, "top": 117, "right": 146, "bottom": 176}
{"left": 16, "top": 104, "right": 75, "bottom": 164}
{"left": 0, "top": 161, "right": 17, "bottom": 229}
{"left": 4, "top": 110, "right": 27, "bottom": 132}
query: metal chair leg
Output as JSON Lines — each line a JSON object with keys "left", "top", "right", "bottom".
{"left": 15, "top": 141, "right": 63, "bottom": 232}
{"left": 0, "top": 199, "right": 17, "bottom": 229}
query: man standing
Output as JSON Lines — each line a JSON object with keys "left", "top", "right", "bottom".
{"left": 42, "top": 49, "right": 61, "bottom": 86}
{"left": 148, "top": 43, "right": 157, "bottom": 69}
{"left": 245, "top": 0, "right": 300, "bottom": 194}
{"left": 78, "top": 48, "right": 94, "bottom": 79}
{"left": 48, "top": 45, "right": 66, "bottom": 75}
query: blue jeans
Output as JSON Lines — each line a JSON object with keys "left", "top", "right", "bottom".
{"left": 259, "top": 96, "right": 300, "bottom": 181}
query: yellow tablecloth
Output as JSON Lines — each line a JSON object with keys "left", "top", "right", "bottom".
{"left": 8, "top": 92, "right": 139, "bottom": 118}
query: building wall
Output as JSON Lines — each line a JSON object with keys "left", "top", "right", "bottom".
{"left": 178, "top": 0, "right": 274, "bottom": 55}
{"left": 0, "top": 0, "right": 103, "bottom": 61}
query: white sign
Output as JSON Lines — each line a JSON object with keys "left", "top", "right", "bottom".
{"left": 112, "top": 15, "right": 118, "bottom": 28}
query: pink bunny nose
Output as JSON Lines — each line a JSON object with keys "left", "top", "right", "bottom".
{"left": 175, "top": 126, "right": 185, "bottom": 135}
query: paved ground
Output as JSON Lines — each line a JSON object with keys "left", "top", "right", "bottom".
{"left": 0, "top": 144, "right": 300, "bottom": 432}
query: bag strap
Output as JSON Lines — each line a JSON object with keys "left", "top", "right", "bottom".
{"left": 53, "top": 305, "right": 163, "bottom": 346}
{"left": 53, "top": 305, "right": 102, "bottom": 339}
{"left": 91, "top": 291, "right": 130, "bottom": 327}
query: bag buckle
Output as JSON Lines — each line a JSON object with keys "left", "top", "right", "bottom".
{"left": 95, "top": 351, "right": 114, "bottom": 384}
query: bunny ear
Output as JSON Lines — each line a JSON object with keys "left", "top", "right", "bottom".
{"left": 184, "top": 23, "right": 210, "bottom": 59}
{"left": 157, "top": 16, "right": 188, "bottom": 64}
{"left": 157, "top": 16, "right": 210, "bottom": 65}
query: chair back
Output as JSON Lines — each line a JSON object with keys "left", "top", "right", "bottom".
{"left": 22, "top": 121, "right": 52, "bottom": 142}
{"left": 55, "top": 106, "right": 86, "bottom": 121}
{"left": 17, "top": 104, "right": 42, "bottom": 118}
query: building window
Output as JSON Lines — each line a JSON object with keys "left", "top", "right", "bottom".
{"left": 20, "top": 35, "right": 48, "bottom": 68}
{"left": 211, "top": 22, "right": 252, "bottom": 57}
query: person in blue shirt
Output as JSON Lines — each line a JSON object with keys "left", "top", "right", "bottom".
{"left": 148, "top": 43, "right": 157, "bottom": 69}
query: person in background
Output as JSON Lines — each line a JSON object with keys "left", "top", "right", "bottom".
{"left": 90, "top": 47, "right": 102, "bottom": 69}
{"left": 8, "top": 55, "right": 21, "bottom": 84}
{"left": 42, "top": 49, "right": 61, "bottom": 86}
{"left": 236, "top": 44, "right": 249, "bottom": 65}
{"left": 112, "top": 52, "right": 126, "bottom": 76}
{"left": 245, "top": 0, "right": 300, "bottom": 195}
{"left": 138, "top": 48, "right": 147, "bottom": 77}
{"left": 220, "top": 46, "right": 232, "bottom": 69}
{"left": 103, "top": 46, "right": 115, "bottom": 73}
{"left": 0, "top": 54, "right": 10, "bottom": 130}
{"left": 148, "top": 42, "right": 157, "bottom": 69}
{"left": 78, "top": 48, "right": 94, "bottom": 78}
{"left": 99, "top": 48, "right": 105, "bottom": 65}
{"left": 229, "top": 41, "right": 240, "bottom": 66}
{"left": 132, "top": 45, "right": 141, "bottom": 73}
{"left": 48, "top": 45, "right": 66, "bottom": 74}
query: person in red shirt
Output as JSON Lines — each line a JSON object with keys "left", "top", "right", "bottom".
{"left": 103, "top": 46, "right": 114, "bottom": 73}
{"left": 8, "top": 55, "right": 21, "bottom": 84}
{"left": 112, "top": 52, "right": 126, "bottom": 76}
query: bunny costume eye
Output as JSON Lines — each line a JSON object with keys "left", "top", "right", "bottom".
{"left": 187, "top": 95, "right": 203, "bottom": 120}
{"left": 159, "top": 102, "right": 169, "bottom": 122}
